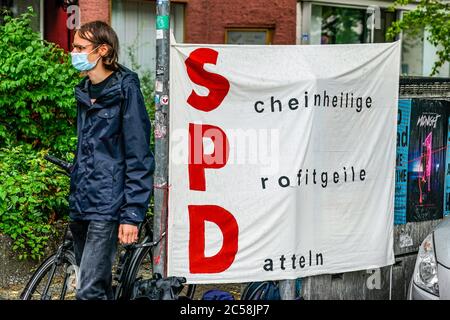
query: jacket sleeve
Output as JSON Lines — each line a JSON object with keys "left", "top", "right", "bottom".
{"left": 119, "top": 76, "right": 155, "bottom": 225}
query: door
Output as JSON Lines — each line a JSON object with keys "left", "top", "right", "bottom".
{"left": 111, "top": 0, "right": 185, "bottom": 75}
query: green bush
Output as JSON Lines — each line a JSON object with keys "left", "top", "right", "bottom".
{"left": 0, "top": 8, "right": 76, "bottom": 259}
{"left": 0, "top": 7, "right": 79, "bottom": 153}
{"left": 0, "top": 144, "right": 70, "bottom": 260}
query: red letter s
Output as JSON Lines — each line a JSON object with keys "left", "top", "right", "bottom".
{"left": 185, "top": 48, "right": 230, "bottom": 112}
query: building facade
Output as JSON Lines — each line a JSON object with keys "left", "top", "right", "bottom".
{"left": 1, "top": 0, "right": 449, "bottom": 77}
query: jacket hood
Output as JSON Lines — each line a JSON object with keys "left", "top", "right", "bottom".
{"left": 75, "top": 64, "right": 139, "bottom": 91}
{"left": 75, "top": 64, "right": 139, "bottom": 108}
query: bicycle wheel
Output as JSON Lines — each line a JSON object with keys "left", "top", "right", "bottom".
{"left": 119, "top": 245, "right": 196, "bottom": 300}
{"left": 21, "top": 250, "right": 78, "bottom": 300}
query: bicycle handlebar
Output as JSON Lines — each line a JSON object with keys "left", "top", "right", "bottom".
{"left": 44, "top": 155, "right": 72, "bottom": 174}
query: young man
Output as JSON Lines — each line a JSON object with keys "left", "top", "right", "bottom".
{"left": 68, "top": 21, "right": 154, "bottom": 300}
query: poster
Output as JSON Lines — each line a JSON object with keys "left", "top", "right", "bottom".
{"left": 168, "top": 42, "right": 400, "bottom": 283}
{"left": 395, "top": 99, "right": 412, "bottom": 225}
{"left": 443, "top": 106, "right": 450, "bottom": 217}
{"left": 407, "top": 100, "right": 447, "bottom": 222}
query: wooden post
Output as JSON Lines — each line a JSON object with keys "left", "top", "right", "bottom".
{"left": 279, "top": 279, "right": 296, "bottom": 300}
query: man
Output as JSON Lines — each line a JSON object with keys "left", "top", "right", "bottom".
{"left": 68, "top": 21, "right": 154, "bottom": 300}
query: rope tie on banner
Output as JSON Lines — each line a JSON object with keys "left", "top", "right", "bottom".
{"left": 153, "top": 183, "right": 171, "bottom": 270}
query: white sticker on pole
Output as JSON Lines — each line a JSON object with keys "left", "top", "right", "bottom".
{"left": 156, "top": 29, "right": 164, "bottom": 40}
{"left": 155, "top": 80, "right": 163, "bottom": 92}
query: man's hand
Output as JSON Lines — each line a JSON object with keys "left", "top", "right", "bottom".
{"left": 119, "top": 224, "right": 139, "bottom": 245}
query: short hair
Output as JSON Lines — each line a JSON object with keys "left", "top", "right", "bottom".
{"left": 76, "top": 21, "right": 120, "bottom": 71}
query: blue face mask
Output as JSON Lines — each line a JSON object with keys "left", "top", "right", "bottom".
{"left": 70, "top": 46, "right": 101, "bottom": 71}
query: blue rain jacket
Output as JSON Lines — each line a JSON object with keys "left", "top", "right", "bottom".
{"left": 69, "top": 65, "right": 154, "bottom": 225}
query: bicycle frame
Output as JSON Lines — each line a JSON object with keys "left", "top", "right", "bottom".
{"left": 23, "top": 155, "right": 189, "bottom": 300}
{"left": 36, "top": 226, "right": 74, "bottom": 300}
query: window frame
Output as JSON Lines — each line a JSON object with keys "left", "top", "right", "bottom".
{"left": 301, "top": 1, "right": 401, "bottom": 45}
{"left": 225, "top": 28, "right": 273, "bottom": 45}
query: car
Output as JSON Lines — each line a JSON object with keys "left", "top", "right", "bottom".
{"left": 408, "top": 216, "right": 450, "bottom": 300}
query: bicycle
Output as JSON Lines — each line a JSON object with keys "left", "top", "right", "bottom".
{"left": 20, "top": 155, "right": 196, "bottom": 300}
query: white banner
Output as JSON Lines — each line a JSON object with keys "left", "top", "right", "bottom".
{"left": 167, "top": 41, "right": 401, "bottom": 283}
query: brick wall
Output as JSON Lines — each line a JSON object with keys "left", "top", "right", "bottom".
{"left": 79, "top": 0, "right": 111, "bottom": 24}
{"left": 75, "top": 0, "right": 296, "bottom": 44}
{"left": 184, "top": 0, "right": 297, "bottom": 44}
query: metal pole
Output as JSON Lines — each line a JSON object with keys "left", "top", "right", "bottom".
{"left": 153, "top": 0, "right": 171, "bottom": 277}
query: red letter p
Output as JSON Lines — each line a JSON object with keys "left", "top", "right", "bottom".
{"left": 189, "top": 123, "right": 229, "bottom": 191}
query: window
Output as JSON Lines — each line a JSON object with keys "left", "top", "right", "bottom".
{"left": 400, "top": 22, "right": 450, "bottom": 77}
{"left": 0, "top": 0, "right": 42, "bottom": 33}
{"left": 304, "top": 2, "right": 448, "bottom": 77}
{"left": 111, "top": 0, "right": 185, "bottom": 76}
{"left": 226, "top": 29, "right": 273, "bottom": 45}
{"left": 310, "top": 4, "right": 395, "bottom": 45}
